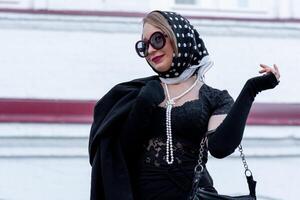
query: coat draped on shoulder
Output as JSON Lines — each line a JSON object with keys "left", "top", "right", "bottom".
{"left": 89, "top": 75, "right": 163, "bottom": 200}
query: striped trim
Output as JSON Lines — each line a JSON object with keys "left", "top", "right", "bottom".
{"left": 0, "top": 98, "right": 299, "bottom": 125}
{"left": 0, "top": 98, "right": 95, "bottom": 124}
{"left": 1, "top": 8, "right": 300, "bottom": 23}
{"left": 248, "top": 103, "right": 300, "bottom": 126}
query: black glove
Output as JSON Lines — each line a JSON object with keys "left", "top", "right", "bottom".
{"left": 208, "top": 73, "right": 279, "bottom": 158}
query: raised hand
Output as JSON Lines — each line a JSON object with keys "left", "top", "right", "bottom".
{"left": 259, "top": 64, "right": 280, "bottom": 81}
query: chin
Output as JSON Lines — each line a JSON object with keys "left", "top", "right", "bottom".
{"left": 152, "top": 62, "right": 171, "bottom": 73}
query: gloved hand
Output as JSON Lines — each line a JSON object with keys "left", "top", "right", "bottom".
{"left": 244, "top": 72, "right": 279, "bottom": 101}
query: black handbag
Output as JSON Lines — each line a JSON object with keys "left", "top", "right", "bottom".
{"left": 188, "top": 137, "right": 257, "bottom": 200}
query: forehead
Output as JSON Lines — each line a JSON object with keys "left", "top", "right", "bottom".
{"left": 142, "top": 23, "right": 162, "bottom": 40}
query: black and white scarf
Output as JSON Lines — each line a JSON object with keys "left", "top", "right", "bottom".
{"left": 148, "top": 10, "right": 213, "bottom": 84}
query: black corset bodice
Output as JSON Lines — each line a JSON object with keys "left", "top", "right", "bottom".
{"left": 142, "top": 100, "right": 208, "bottom": 167}
{"left": 139, "top": 84, "right": 233, "bottom": 168}
{"left": 134, "top": 83, "right": 233, "bottom": 200}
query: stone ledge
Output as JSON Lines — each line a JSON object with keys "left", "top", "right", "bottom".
{"left": 0, "top": 11, "right": 300, "bottom": 37}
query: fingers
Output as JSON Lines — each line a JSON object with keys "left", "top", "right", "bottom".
{"left": 259, "top": 64, "right": 266, "bottom": 73}
{"left": 273, "top": 64, "right": 280, "bottom": 76}
{"left": 259, "top": 64, "right": 268, "bottom": 68}
{"left": 259, "top": 63, "right": 280, "bottom": 81}
{"left": 259, "top": 64, "right": 272, "bottom": 74}
{"left": 259, "top": 69, "right": 266, "bottom": 73}
{"left": 273, "top": 64, "right": 280, "bottom": 80}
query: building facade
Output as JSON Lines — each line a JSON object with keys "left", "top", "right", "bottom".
{"left": 0, "top": 1, "right": 300, "bottom": 200}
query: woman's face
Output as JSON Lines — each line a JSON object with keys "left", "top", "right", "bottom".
{"left": 143, "top": 23, "right": 174, "bottom": 72}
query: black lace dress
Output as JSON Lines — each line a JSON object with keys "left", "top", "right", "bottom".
{"left": 134, "top": 84, "right": 234, "bottom": 200}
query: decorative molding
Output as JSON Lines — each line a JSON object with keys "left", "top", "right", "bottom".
{"left": 0, "top": 1, "right": 19, "bottom": 4}
{"left": 248, "top": 103, "right": 300, "bottom": 126}
{"left": 0, "top": 8, "right": 300, "bottom": 23}
{"left": 0, "top": 98, "right": 95, "bottom": 124}
{"left": 0, "top": 98, "right": 299, "bottom": 125}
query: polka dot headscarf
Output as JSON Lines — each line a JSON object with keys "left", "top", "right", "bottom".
{"left": 148, "top": 10, "right": 211, "bottom": 82}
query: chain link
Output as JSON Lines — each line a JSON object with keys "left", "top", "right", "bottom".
{"left": 196, "top": 140, "right": 252, "bottom": 176}
{"left": 197, "top": 137, "right": 207, "bottom": 165}
{"left": 238, "top": 144, "right": 249, "bottom": 171}
{"left": 196, "top": 139, "right": 252, "bottom": 177}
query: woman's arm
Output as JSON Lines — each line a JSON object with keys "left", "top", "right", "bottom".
{"left": 207, "top": 64, "right": 280, "bottom": 158}
{"left": 119, "top": 80, "right": 164, "bottom": 159}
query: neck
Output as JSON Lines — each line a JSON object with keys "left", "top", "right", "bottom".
{"left": 159, "top": 66, "right": 200, "bottom": 84}
{"left": 166, "top": 75, "right": 197, "bottom": 88}
{"left": 164, "top": 74, "right": 199, "bottom": 102}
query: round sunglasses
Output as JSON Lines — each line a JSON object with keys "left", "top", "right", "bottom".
{"left": 135, "top": 31, "right": 167, "bottom": 58}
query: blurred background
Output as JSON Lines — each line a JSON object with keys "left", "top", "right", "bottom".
{"left": 0, "top": 0, "right": 299, "bottom": 199}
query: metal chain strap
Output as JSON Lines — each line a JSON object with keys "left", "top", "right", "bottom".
{"left": 197, "top": 137, "right": 207, "bottom": 166}
{"left": 197, "top": 138, "right": 252, "bottom": 176}
{"left": 238, "top": 144, "right": 248, "bottom": 170}
{"left": 238, "top": 144, "right": 252, "bottom": 176}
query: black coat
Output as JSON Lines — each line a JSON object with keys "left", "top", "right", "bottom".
{"left": 89, "top": 75, "right": 164, "bottom": 200}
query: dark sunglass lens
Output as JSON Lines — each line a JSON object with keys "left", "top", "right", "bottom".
{"left": 135, "top": 41, "right": 147, "bottom": 57}
{"left": 150, "top": 32, "right": 165, "bottom": 49}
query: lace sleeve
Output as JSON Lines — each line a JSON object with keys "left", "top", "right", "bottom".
{"left": 212, "top": 90, "right": 234, "bottom": 115}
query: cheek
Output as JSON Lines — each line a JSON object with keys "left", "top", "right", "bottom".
{"left": 164, "top": 42, "right": 174, "bottom": 61}
{"left": 165, "top": 54, "right": 173, "bottom": 64}
{"left": 165, "top": 49, "right": 174, "bottom": 64}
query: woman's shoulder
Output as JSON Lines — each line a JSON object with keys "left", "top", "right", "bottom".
{"left": 201, "top": 83, "right": 232, "bottom": 98}
{"left": 96, "top": 75, "right": 159, "bottom": 105}
{"left": 201, "top": 84, "right": 234, "bottom": 113}
{"left": 200, "top": 83, "right": 234, "bottom": 104}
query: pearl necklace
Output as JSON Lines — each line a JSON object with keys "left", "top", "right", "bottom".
{"left": 164, "top": 76, "right": 199, "bottom": 164}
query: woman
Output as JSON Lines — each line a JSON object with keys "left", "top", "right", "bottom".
{"left": 89, "top": 10, "right": 280, "bottom": 200}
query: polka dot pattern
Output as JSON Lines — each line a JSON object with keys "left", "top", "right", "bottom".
{"left": 150, "top": 11, "right": 209, "bottom": 78}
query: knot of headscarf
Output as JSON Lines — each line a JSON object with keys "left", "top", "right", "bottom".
{"left": 149, "top": 10, "right": 213, "bottom": 84}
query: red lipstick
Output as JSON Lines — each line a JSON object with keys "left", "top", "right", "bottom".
{"left": 151, "top": 55, "right": 164, "bottom": 64}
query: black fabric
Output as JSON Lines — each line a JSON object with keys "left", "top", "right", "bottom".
{"left": 89, "top": 73, "right": 278, "bottom": 200}
{"left": 147, "top": 10, "right": 209, "bottom": 78}
{"left": 139, "top": 84, "right": 233, "bottom": 167}
{"left": 118, "top": 79, "right": 165, "bottom": 160}
{"left": 247, "top": 174, "right": 257, "bottom": 197}
{"left": 133, "top": 84, "right": 233, "bottom": 200}
{"left": 89, "top": 77, "right": 233, "bottom": 200}
{"left": 89, "top": 75, "right": 163, "bottom": 200}
{"left": 191, "top": 188, "right": 256, "bottom": 200}
{"left": 189, "top": 168, "right": 256, "bottom": 200}
{"left": 207, "top": 73, "right": 279, "bottom": 158}
{"left": 136, "top": 163, "right": 194, "bottom": 200}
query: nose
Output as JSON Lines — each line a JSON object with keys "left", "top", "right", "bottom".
{"left": 147, "top": 43, "right": 156, "bottom": 55}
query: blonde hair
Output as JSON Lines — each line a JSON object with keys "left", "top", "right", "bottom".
{"left": 143, "top": 11, "right": 178, "bottom": 55}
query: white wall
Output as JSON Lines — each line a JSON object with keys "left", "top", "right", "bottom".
{"left": 0, "top": 123, "right": 299, "bottom": 200}
{"left": 1, "top": 0, "right": 300, "bottom": 19}
{"left": 291, "top": 0, "right": 300, "bottom": 18}
{"left": 0, "top": 0, "right": 31, "bottom": 9}
{"left": 0, "top": 4, "right": 299, "bottom": 200}
{"left": 0, "top": 13, "right": 298, "bottom": 103}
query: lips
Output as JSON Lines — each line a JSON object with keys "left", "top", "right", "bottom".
{"left": 151, "top": 55, "right": 164, "bottom": 64}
